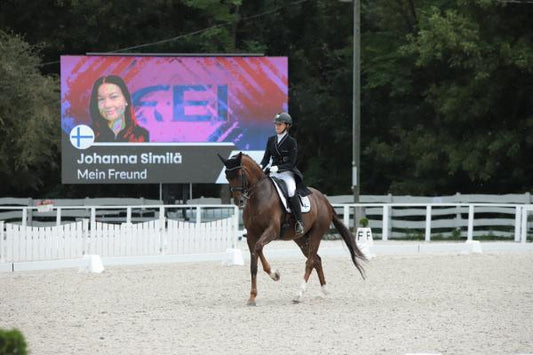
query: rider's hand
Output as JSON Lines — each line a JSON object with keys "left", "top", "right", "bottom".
{"left": 270, "top": 166, "right": 279, "bottom": 173}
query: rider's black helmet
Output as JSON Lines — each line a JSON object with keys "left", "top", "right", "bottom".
{"left": 273, "top": 112, "right": 292, "bottom": 126}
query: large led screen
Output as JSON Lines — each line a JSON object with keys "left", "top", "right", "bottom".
{"left": 61, "top": 55, "right": 288, "bottom": 183}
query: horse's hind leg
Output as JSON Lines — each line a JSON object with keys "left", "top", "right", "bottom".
{"left": 314, "top": 255, "right": 329, "bottom": 296}
{"left": 294, "top": 238, "right": 327, "bottom": 293}
{"left": 293, "top": 254, "right": 316, "bottom": 303}
{"left": 293, "top": 233, "right": 324, "bottom": 303}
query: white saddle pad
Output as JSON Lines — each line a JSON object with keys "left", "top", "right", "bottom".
{"left": 271, "top": 178, "right": 311, "bottom": 214}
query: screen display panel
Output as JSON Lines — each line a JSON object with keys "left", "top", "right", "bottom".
{"left": 61, "top": 55, "right": 288, "bottom": 183}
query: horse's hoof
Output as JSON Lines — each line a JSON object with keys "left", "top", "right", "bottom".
{"left": 270, "top": 269, "right": 280, "bottom": 281}
{"left": 321, "top": 285, "right": 329, "bottom": 296}
{"left": 247, "top": 299, "right": 256, "bottom": 306}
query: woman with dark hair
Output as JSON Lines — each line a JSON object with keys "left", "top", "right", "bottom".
{"left": 90, "top": 75, "right": 149, "bottom": 142}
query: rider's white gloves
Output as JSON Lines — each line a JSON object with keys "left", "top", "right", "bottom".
{"left": 270, "top": 166, "right": 279, "bottom": 173}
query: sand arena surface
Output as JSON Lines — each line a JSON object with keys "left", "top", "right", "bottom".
{"left": 1, "top": 251, "right": 532, "bottom": 354}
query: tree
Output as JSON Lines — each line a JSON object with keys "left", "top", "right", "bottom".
{"left": 236, "top": 0, "right": 357, "bottom": 193}
{"left": 362, "top": 0, "right": 533, "bottom": 194}
{"left": 0, "top": 31, "right": 60, "bottom": 195}
{"left": 1, "top": 0, "right": 532, "bottom": 197}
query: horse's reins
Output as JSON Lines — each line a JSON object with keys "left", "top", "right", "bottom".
{"left": 225, "top": 164, "right": 264, "bottom": 201}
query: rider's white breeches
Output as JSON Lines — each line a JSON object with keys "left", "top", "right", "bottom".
{"left": 271, "top": 171, "right": 296, "bottom": 197}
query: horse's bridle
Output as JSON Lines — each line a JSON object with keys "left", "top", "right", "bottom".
{"left": 225, "top": 165, "right": 251, "bottom": 203}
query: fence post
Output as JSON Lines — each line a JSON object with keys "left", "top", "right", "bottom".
{"left": 425, "top": 205, "right": 432, "bottom": 242}
{"left": 521, "top": 206, "right": 528, "bottom": 243}
{"left": 159, "top": 206, "right": 166, "bottom": 253}
{"left": 386, "top": 194, "right": 393, "bottom": 238}
{"left": 56, "top": 208, "right": 61, "bottom": 227}
{"left": 514, "top": 206, "right": 522, "bottom": 242}
{"left": 159, "top": 206, "right": 166, "bottom": 225}
{"left": 89, "top": 207, "right": 96, "bottom": 243}
{"left": 0, "top": 221, "right": 4, "bottom": 263}
{"left": 343, "top": 205, "right": 350, "bottom": 230}
{"left": 196, "top": 206, "right": 201, "bottom": 225}
{"left": 467, "top": 205, "right": 474, "bottom": 241}
{"left": 28, "top": 198, "right": 34, "bottom": 226}
{"left": 455, "top": 192, "right": 462, "bottom": 236}
{"left": 126, "top": 207, "right": 132, "bottom": 224}
{"left": 22, "top": 208, "right": 28, "bottom": 227}
{"left": 382, "top": 204, "right": 390, "bottom": 241}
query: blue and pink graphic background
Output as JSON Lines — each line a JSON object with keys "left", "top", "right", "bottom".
{"left": 61, "top": 55, "right": 288, "bottom": 150}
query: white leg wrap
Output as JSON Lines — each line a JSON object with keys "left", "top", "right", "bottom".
{"left": 299, "top": 280, "right": 307, "bottom": 294}
{"left": 269, "top": 269, "right": 280, "bottom": 280}
{"left": 321, "top": 285, "right": 329, "bottom": 296}
{"left": 293, "top": 279, "right": 307, "bottom": 303}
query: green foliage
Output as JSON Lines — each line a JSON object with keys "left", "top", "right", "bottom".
{"left": 363, "top": 0, "right": 533, "bottom": 194}
{"left": 0, "top": 0, "right": 531, "bottom": 197}
{"left": 0, "top": 31, "right": 60, "bottom": 195}
{"left": 0, "top": 328, "right": 27, "bottom": 355}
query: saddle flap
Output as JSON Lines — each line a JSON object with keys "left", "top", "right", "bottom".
{"left": 270, "top": 177, "right": 311, "bottom": 214}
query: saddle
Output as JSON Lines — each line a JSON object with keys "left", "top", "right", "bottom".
{"left": 270, "top": 177, "right": 311, "bottom": 214}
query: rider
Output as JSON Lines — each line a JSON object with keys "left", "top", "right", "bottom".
{"left": 260, "top": 112, "right": 309, "bottom": 235}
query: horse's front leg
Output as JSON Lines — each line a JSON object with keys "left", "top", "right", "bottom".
{"left": 246, "top": 235, "right": 259, "bottom": 306}
{"left": 258, "top": 250, "right": 280, "bottom": 281}
{"left": 255, "top": 225, "right": 281, "bottom": 282}
{"left": 245, "top": 225, "right": 279, "bottom": 306}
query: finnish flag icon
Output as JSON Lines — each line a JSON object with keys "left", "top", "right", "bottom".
{"left": 70, "top": 125, "right": 95, "bottom": 149}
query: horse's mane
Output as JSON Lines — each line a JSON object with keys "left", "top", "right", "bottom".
{"left": 240, "top": 153, "right": 260, "bottom": 169}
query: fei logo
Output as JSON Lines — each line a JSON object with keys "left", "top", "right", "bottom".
{"left": 70, "top": 125, "right": 95, "bottom": 149}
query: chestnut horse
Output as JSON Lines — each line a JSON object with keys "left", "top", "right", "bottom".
{"left": 219, "top": 152, "right": 366, "bottom": 305}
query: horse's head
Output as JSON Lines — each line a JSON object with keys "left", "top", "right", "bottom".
{"left": 218, "top": 152, "right": 264, "bottom": 208}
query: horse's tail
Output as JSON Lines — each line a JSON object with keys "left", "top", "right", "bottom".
{"left": 330, "top": 205, "right": 367, "bottom": 279}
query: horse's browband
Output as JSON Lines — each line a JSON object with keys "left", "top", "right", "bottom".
{"left": 225, "top": 165, "right": 242, "bottom": 172}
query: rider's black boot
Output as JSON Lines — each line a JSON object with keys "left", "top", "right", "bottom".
{"left": 289, "top": 196, "right": 304, "bottom": 235}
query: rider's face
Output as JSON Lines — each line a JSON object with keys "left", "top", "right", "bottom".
{"left": 274, "top": 122, "right": 287, "bottom": 134}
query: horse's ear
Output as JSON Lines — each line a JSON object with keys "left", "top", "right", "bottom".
{"left": 217, "top": 153, "right": 228, "bottom": 166}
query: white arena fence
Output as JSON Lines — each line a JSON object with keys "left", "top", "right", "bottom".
{"left": 0, "top": 202, "right": 531, "bottom": 267}
{"left": 0, "top": 205, "right": 239, "bottom": 264}
{"left": 333, "top": 203, "right": 532, "bottom": 242}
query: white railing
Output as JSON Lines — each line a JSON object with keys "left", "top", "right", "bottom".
{"left": 0, "top": 203, "right": 531, "bottom": 265}
{"left": 333, "top": 203, "right": 532, "bottom": 243}
{"left": 0, "top": 205, "right": 240, "bottom": 263}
